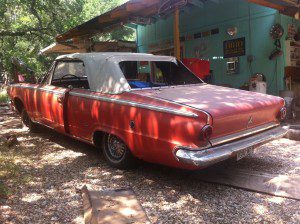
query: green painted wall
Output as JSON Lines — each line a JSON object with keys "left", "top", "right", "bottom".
{"left": 137, "top": 0, "right": 299, "bottom": 95}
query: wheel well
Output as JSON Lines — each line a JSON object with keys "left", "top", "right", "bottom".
{"left": 93, "top": 131, "right": 106, "bottom": 148}
{"left": 13, "top": 98, "right": 24, "bottom": 114}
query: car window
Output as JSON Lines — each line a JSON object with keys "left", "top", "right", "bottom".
{"left": 52, "top": 61, "right": 85, "bottom": 80}
{"left": 51, "top": 61, "right": 90, "bottom": 89}
{"left": 119, "top": 60, "right": 202, "bottom": 89}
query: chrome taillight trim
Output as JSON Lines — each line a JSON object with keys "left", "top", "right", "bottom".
{"left": 210, "top": 122, "right": 279, "bottom": 146}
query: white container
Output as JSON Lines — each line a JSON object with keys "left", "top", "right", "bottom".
{"left": 249, "top": 80, "right": 267, "bottom": 94}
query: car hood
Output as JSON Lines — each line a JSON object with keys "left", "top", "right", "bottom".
{"left": 134, "top": 84, "right": 284, "bottom": 138}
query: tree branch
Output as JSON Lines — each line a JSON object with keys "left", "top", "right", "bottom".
{"left": 0, "top": 27, "right": 48, "bottom": 37}
{"left": 30, "top": 0, "right": 43, "bottom": 28}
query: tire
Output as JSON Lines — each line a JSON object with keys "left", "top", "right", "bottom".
{"left": 21, "top": 109, "right": 38, "bottom": 132}
{"left": 102, "top": 134, "right": 138, "bottom": 169}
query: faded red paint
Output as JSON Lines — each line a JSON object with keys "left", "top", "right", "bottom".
{"left": 7, "top": 83, "right": 284, "bottom": 170}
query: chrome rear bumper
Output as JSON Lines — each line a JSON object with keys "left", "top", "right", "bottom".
{"left": 175, "top": 126, "right": 288, "bottom": 167}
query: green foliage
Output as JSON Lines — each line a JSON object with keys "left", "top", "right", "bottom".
{"left": 0, "top": 0, "right": 134, "bottom": 78}
{"left": 82, "top": 0, "right": 135, "bottom": 42}
{"left": 0, "top": 90, "right": 8, "bottom": 103}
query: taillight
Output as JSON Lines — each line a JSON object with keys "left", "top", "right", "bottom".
{"left": 200, "top": 125, "right": 213, "bottom": 141}
{"left": 277, "top": 107, "right": 286, "bottom": 121}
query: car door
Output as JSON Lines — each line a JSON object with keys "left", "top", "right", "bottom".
{"left": 40, "top": 60, "right": 87, "bottom": 134}
{"left": 37, "top": 61, "right": 67, "bottom": 132}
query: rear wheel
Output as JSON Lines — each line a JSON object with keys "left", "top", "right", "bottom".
{"left": 21, "top": 109, "right": 38, "bottom": 132}
{"left": 102, "top": 134, "right": 137, "bottom": 169}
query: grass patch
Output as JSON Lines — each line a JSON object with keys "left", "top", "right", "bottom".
{"left": 0, "top": 90, "right": 8, "bottom": 103}
{"left": 0, "top": 181, "right": 11, "bottom": 199}
{"left": 0, "top": 144, "right": 32, "bottom": 199}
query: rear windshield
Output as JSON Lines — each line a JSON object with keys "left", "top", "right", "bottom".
{"left": 119, "top": 60, "right": 202, "bottom": 89}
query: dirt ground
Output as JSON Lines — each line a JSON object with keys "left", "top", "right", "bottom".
{"left": 0, "top": 106, "right": 299, "bottom": 224}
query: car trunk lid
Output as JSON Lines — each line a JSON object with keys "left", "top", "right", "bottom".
{"left": 133, "top": 84, "right": 284, "bottom": 140}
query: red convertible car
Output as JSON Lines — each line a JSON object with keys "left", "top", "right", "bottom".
{"left": 7, "top": 53, "right": 287, "bottom": 170}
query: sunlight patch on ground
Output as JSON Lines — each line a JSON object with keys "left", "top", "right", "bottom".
{"left": 41, "top": 150, "right": 84, "bottom": 164}
{"left": 72, "top": 215, "right": 84, "bottom": 224}
{"left": 21, "top": 193, "right": 43, "bottom": 203}
{"left": 267, "top": 196, "right": 285, "bottom": 204}
{"left": 253, "top": 204, "right": 267, "bottom": 215}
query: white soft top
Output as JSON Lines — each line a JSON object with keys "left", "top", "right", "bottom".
{"left": 56, "top": 52, "right": 177, "bottom": 94}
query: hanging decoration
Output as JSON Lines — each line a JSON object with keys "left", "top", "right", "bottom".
{"left": 270, "top": 24, "right": 284, "bottom": 40}
{"left": 269, "top": 23, "right": 284, "bottom": 60}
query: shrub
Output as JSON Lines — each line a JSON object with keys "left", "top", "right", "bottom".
{"left": 0, "top": 90, "right": 8, "bottom": 103}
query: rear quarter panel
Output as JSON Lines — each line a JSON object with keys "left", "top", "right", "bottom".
{"left": 68, "top": 90, "right": 209, "bottom": 168}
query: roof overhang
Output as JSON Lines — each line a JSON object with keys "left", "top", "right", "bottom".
{"left": 248, "top": 0, "right": 299, "bottom": 18}
{"left": 43, "top": 0, "right": 299, "bottom": 55}
{"left": 55, "top": 0, "right": 222, "bottom": 43}
{"left": 55, "top": 0, "right": 163, "bottom": 42}
{"left": 40, "top": 40, "right": 136, "bottom": 55}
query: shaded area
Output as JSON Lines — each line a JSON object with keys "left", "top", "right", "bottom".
{"left": 0, "top": 106, "right": 299, "bottom": 223}
{"left": 82, "top": 187, "right": 150, "bottom": 224}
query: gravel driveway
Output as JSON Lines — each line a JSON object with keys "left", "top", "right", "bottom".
{"left": 0, "top": 107, "right": 299, "bottom": 223}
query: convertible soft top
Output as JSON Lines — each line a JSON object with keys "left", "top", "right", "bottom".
{"left": 56, "top": 52, "right": 177, "bottom": 94}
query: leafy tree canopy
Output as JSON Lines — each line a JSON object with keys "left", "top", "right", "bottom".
{"left": 0, "top": 0, "right": 133, "bottom": 78}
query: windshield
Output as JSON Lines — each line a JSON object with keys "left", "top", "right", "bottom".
{"left": 119, "top": 60, "right": 203, "bottom": 89}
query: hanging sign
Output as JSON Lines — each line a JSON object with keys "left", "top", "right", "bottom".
{"left": 223, "top": 37, "right": 246, "bottom": 58}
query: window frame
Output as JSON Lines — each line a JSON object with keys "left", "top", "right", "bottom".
{"left": 40, "top": 62, "right": 56, "bottom": 86}
{"left": 51, "top": 59, "right": 86, "bottom": 84}
{"left": 119, "top": 60, "right": 203, "bottom": 89}
{"left": 41, "top": 59, "right": 89, "bottom": 89}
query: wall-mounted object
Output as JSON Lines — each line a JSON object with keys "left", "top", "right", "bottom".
{"left": 227, "top": 27, "right": 237, "bottom": 37}
{"left": 287, "top": 24, "right": 298, "bottom": 40}
{"left": 226, "top": 57, "right": 239, "bottom": 75}
{"left": 269, "top": 49, "right": 283, "bottom": 60}
{"left": 285, "top": 40, "right": 300, "bottom": 67}
{"left": 223, "top": 37, "right": 246, "bottom": 58}
{"left": 269, "top": 23, "right": 284, "bottom": 60}
{"left": 270, "top": 24, "right": 284, "bottom": 40}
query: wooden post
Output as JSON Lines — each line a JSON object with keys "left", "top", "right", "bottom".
{"left": 173, "top": 8, "right": 180, "bottom": 60}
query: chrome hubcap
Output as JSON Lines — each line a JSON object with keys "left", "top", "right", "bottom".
{"left": 107, "top": 135, "right": 126, "bottom": 160}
